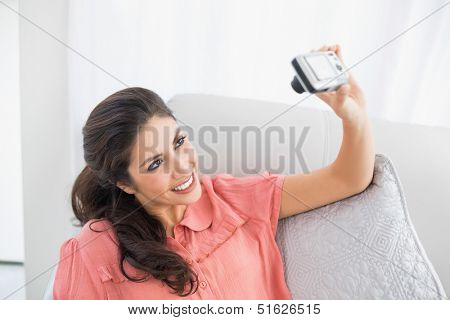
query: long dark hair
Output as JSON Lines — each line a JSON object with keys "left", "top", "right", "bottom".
{"left": 71, "top": 87, "right": 199, "bottom": 297}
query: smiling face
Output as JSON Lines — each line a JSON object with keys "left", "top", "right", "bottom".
{"left": 119, "top": 116, "right": 201, "bottom": 217}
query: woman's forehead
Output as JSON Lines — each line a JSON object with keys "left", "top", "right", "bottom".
{"left": 137, "top": 117, "right": 178, "bottom": 143}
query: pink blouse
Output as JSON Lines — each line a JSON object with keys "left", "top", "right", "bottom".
{"left": 53, "top": 171, "right": 293, "bottom": 300}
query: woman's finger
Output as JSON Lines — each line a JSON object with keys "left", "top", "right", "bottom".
{"left": 333, "top": 44, "right": 357, "bottom": 85}
{"left": 333, "top": 44, "right": 346, "bottom": 67}
{"left": 335, "top": 44, "right": 342, "bottom": 58}
{"left": 315, "top": 91, "right": 333, "bottom": 105}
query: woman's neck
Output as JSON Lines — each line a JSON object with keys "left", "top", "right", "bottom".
{"left": 148, "top": 203, "right": 187, "bottom": 237}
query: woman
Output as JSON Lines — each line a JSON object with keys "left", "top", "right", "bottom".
{"left": 53, "top": 44, "right": 374, "bottom": 299}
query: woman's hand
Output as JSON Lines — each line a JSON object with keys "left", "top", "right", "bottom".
{"left": 313, "top": 44, "right": 367, "bottom": 124}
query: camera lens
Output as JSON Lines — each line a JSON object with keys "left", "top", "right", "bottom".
{"left": 291, "top": 76, "right": 305, "bottom": 94}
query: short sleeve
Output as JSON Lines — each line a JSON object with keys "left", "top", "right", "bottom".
{"left": 213, "top": 171, "right": 285, "bottom": 237}
{"left": 53, "top": 238, "right": 106, "bottom": 300}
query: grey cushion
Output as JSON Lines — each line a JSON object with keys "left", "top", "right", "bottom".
{"left": 276, "top": 153, "right": 447, "bottom": 299}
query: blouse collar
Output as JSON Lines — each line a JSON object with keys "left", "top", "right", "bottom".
{"left": 177, "top": 175, "right": 213, "bottom": 232}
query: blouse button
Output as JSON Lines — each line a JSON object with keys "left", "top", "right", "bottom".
{"left": 186, "top": 257, "right": 193, "bottom": 265}
{"left": 199, "top": 281, "right": 208, "bottom": 289}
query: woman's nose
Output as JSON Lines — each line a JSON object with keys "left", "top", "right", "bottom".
{"left": 170, "top": 151, "right": 192, "bottom": 176}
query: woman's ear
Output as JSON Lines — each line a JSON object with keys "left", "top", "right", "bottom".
{"left": 116, "top": 181, "right": 135, "bottom": 195}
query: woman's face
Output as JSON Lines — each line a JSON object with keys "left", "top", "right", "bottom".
{"left": 123, "top": 116, "right": 201, "bottom": 213}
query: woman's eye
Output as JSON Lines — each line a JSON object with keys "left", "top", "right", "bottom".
{"left": 147, "top": 136, "right": 187, "bottom": 171}
{"left": 175, "top": 135, "right": 187, "bottom": 149}
{"left": 147, "top": 159, "right": 162, "bottom": 171}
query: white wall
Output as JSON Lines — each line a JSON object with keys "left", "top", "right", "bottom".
{"left": 18, "top": 0, "right": 75, "bottom": 299}
{"left": 65, "top": 0, "right": 450, "bottom": 173}
{"left": 0, "top": 0, "right": 26, "bottom": 300}
{"left": 0, "top": 0, "right": 24, "bottom": 263}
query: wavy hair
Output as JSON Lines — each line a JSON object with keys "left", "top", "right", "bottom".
{"left": 71, "top": 87, "right": 199, "bottom": 297}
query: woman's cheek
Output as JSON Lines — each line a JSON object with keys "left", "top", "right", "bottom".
{"left": 138, "top": 174, "right": 168, "bottom": 195}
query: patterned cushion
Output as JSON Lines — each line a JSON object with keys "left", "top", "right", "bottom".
{"left": 276, "top": 153, "right": 447, "bottom": 299}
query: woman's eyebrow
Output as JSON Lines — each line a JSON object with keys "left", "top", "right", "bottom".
{"left": 139, "top": 127, "right": 181, "bottom": 168}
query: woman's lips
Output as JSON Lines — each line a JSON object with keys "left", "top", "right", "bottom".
{"left": 173, "top": 173, "right": 192, "bottom": 188}
{"left": 171, "top": 173, "right": 195, "bottom": 194}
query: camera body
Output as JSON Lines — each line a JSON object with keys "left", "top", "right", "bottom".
{"left": 291, "top": 51, "right": 348, "bottom": 94}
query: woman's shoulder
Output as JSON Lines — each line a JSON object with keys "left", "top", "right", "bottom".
{"left": 54, "top": 219, "right": 119, "bottom": 300}
{"left": 201, "top": 171, "right": 285, "bottom": 236}
{"left": 59, "top": 218, "right": 120, "bottom": 265}
{"left": 205, "top": 171, "right": 284, "bottom": 204}
{"left": 79, "top": 218, "right": 119, "bottom": 252}
{"left": 78, "top": 218, "right": 118, "bottom": 242}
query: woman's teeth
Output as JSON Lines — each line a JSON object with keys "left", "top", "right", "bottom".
{"left": 172, "top": 174, "right": 193, "bottom": 191}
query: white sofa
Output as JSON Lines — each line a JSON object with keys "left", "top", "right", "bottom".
{"left": 43, "top": 93, "right": 450, "bottom": 299}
